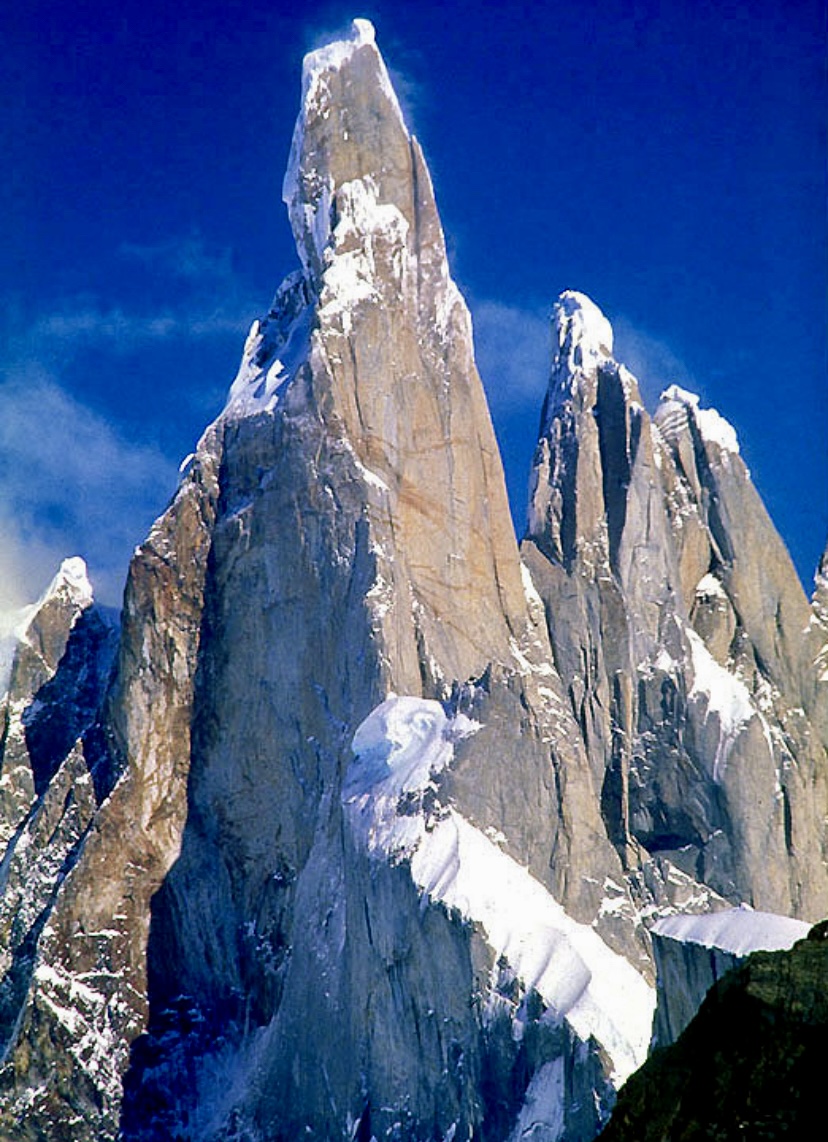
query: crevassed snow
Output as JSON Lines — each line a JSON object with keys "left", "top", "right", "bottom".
{"left": 653, "top": 907, "right": 810, "bottom": 957}
{"left": 686, "top": 627, "right": 754, "bottom": 780}
{"left": 344, "top": 696, "right": 655, "bottom": 1085}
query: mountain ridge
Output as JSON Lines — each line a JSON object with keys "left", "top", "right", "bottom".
{"left": 0, "top": 19, "right": 825, "bottom": 1141}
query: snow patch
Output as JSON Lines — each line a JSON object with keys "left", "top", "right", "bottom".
{"left": 344, "top": 697, "right": 478, "bottom": 858}
{"left": 226, "top": 294, "right": 312, "bottom": 416}
{"left": 695, "top": 572, "right": 727, "bottom": 601}
{"left": 653, "top": 907, "right": 810, "bottom": 957}
{"left": 317, "top": 176, "right": 411, "bottom": 332}
{"left": 686, "top": 627, "right": 754, "bottom": 780}
{"left": 554, "top": 291, "right": 613, "bottom": 368}
{"left": 508, "top": 1058, "right": 565, "bottom": 1142}
{"left": 53, "top": 557, "right": 94, "bottom": 606}
{"left": 344, "top": 697, "right": 655, "bottom": 1085}
{"left": 33, "top": 960, "right": 134, "bottom": 1111}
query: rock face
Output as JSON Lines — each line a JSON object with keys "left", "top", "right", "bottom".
{"left": 0, "top": 558, "right": 119, "bottom": 1131}
{"left": 0, "top": 18, "right": 826, "bottom": 1142}
{"left": 117, "top": 22, "right": 641, "bottom": 1140}
{"left": 524, "top": 296, "right": 828, "bottom": 919}
{"left": 599, "top": 923, "right": 828, "bottom": 1141}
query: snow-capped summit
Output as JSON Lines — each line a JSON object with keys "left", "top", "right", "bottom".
{"left": 0, "top": 558, "right": 93, "bottom": 698}
{"left": 538, "top": 289, "right": 623, "bottom": 435}
{"left": 282, "top": 16, "right": 408, "bottom": 283}
{"left": 44, "top": 556, "right": 95, "bottom": 611}
{"left": 229, "top": 14, "right": 462, "bottom": 418}
{"left": 554, "top": 289, "right": 614, "bottom": 371}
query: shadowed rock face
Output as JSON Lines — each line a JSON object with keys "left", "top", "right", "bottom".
{"left": 0, "top": 19, "right": 825, "bottom": 1142}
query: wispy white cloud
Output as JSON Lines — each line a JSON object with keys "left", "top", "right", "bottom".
{"left": 0, "top": 365, "right": 179, "bottom": 609}
{"left": 118, "top": 235, "right": 238, "bottom": 285}
{"left": 471, "top": 300, "right": 551, "bottom": 413}
{"left": 0, "top": 233, "right": 264, "bottom": 611}
{"left": 31, "top": 304, "right": 251, "bottom": 350}
{"left": 20, "top": 236, "right": 257, "bottom": 356}
{"left": 612, "top": 316, "right": 700, "bottom": 409}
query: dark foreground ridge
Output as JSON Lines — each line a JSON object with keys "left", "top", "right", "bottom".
{"left": 600, "top": 923, "right": 828, "bottom": 1140}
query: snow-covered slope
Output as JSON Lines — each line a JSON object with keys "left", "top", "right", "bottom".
{"left": 345, "top": 697, "right": 654, "bottom": 1087}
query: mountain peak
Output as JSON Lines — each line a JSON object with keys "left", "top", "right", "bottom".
{"left": 282, "top": 19, "right": 409, "bottom": 284}
{"left": 49, "top": 556, "right": 94, "bottom": 608}
{"left": 554, "top": 289, "right": 614, "bottom": 371}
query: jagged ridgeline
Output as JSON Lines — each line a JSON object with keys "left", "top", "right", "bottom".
{"left": 0, "top": 19, "right": 826, "bottom": 1142}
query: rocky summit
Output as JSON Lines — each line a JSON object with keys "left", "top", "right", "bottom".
{"left": 0, "top": 19, "right": 826, "bottom": 1142}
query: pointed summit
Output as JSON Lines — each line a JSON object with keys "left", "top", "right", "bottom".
{"left": 229, "top": 20, "right": 528, "bottom": 687}
{"left": 283, "top": 17, "right": 415, "bottom": 285}
{"left": 555, "top": 289, "right": 614, "bottom": 372}
{"left": 530, "top": 289, "right": 649, "bottom": 570}
{"left": 230, "top": 19, "right": 457, "bottom": 419}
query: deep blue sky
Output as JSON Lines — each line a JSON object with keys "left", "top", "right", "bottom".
{"left": 2, "top": 0, "right": 825, "bottom": 607}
